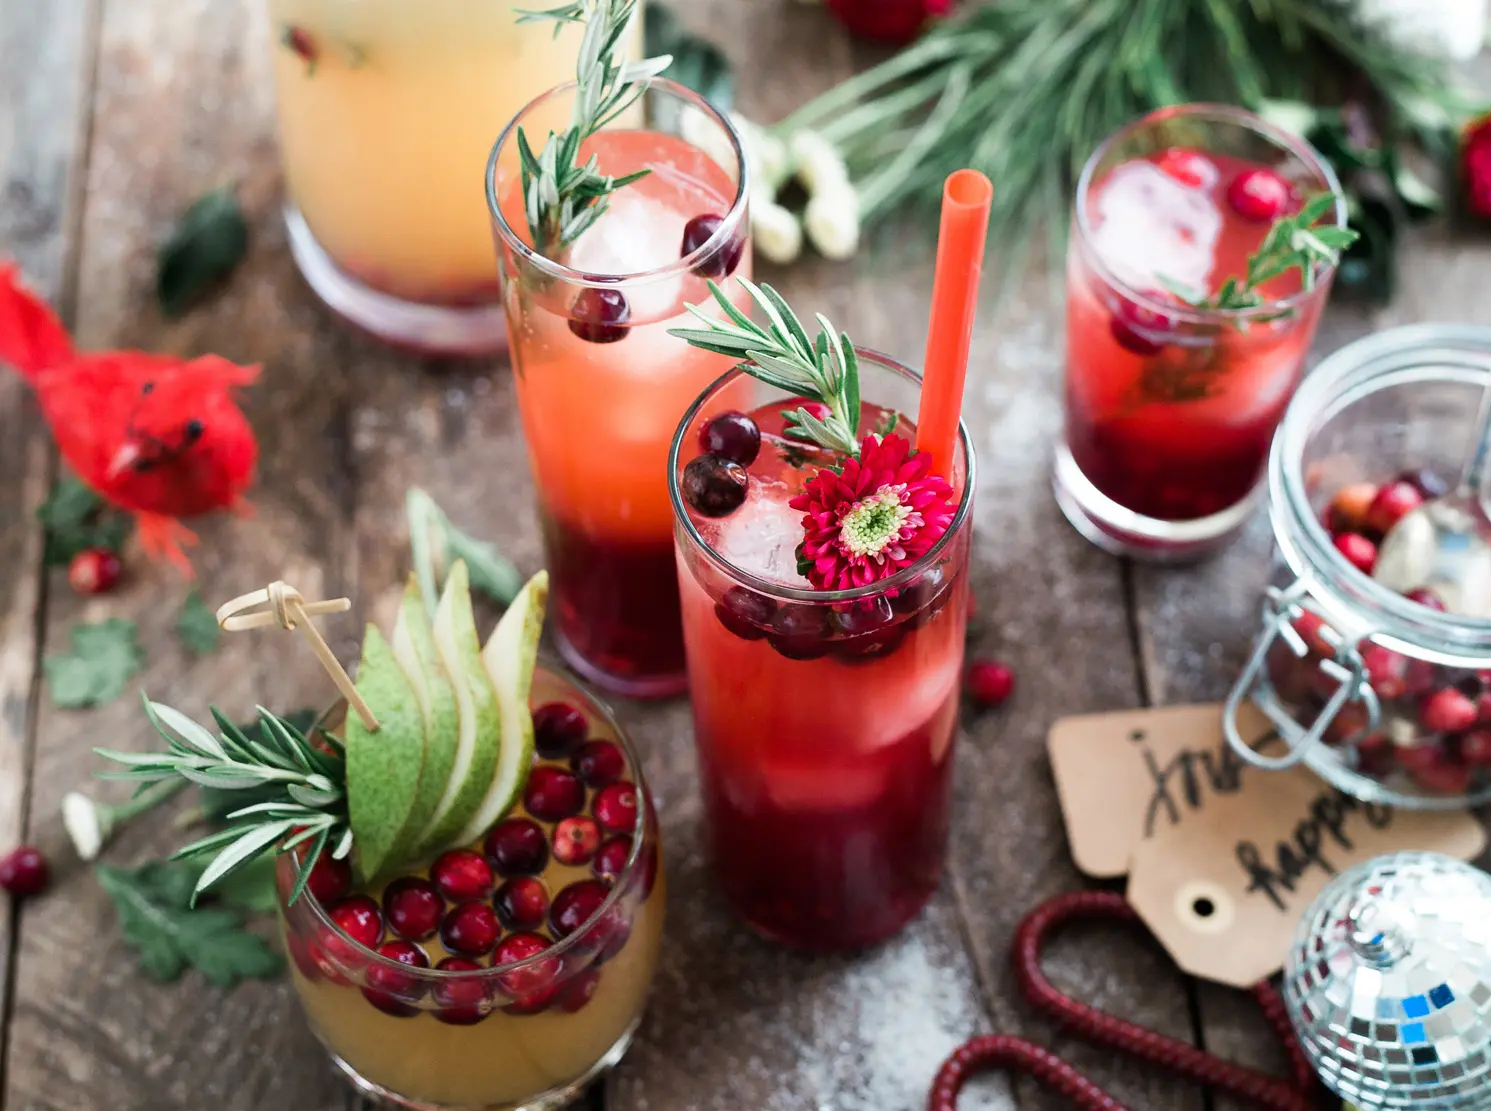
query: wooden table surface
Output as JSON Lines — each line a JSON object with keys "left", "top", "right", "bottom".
{"left": 3, "top": 2, "right": 1489, "bottom": 1109}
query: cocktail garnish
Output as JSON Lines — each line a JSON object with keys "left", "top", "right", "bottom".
{"left": 514, "top": 0, "right": 672, "bottom": 257}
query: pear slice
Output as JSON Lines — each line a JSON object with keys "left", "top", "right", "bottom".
{"left": 389, "top": 574, "right": 461, "bottom": 855}
{"left": 453, "top": 570, "right": 549, "bottom": 846}
{"left": 421, "top": 560, "right": 503, "bottom": 852}
{"left": 345, "top": 625, "right": 427, "bottom": 883}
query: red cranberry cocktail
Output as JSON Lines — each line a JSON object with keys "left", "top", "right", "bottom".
{"left": 1057, "top": 104, "right": 1346, "bottom": 560}
{"left": 669, "top": 345, "right": 974, "bottom": 951}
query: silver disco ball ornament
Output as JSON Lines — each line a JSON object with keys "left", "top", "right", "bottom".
{"left": 1282, "top": 852, "right": 1491, "bottom": 1109}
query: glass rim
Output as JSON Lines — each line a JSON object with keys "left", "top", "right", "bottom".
{"left": 1073, "top": 102, "right": 1348, "bottom": 326}
{"left": 485, "top": 76, "right": 750, "bottom": 288}
{"left": 285, "top": 656, "right": 653, "bottom": 983}
{"left": 668, "top": 347, "right": 977, "bottom": 604}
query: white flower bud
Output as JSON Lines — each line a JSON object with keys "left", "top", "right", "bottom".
{"left": 804, "top": 188, "right": 861, "bottom": 261}
{"left": 680, "top": 105, "right": 737, "bottom": 175}
{"left": 63, "top": 791, "right": 106, "bottom": 861}
{"left": 788, "top": 128, "right": 851, "bottom": 196}
{"left": 729, "top": 112, "right": 791, "bottom": 193}
{"left": 752, "top": 201, "right": 803, "bottom": 264}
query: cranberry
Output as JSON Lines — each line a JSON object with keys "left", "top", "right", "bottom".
{"left": 767, "top": 603, "right": 830, "bottom": 660}
{"left": 1420, "top": 688, "right": 1479, "bottom": 734}
{"left": 892, "top": 565, "right": 947, "bottom": 620}
{"left": 494, "top": 875, "right": 550, "bottom": 931}
{"left": 1225, "top": 168, "right": 1296, "bottom": 222}
{"left": 1461, "top": 729, "right": 1491, "bottom": 765}
{"left": 1108, "top": 291, "right": 1175, "bottom": 356}
{"left": 1402, "top": 748, "right": 1471, "bottom": 795}
{"left": 533, "top": 701, "right": 588, "bottom": 759}
{"left": 1325, "top": 482, "right": 1378, "bottom": 535}
{"left": 1155, "top": 147, "right": 1212, "bottom": 188}
{"left": 1397, "top": 467, "right": 1448, "bottom": 500}
{"left": 553, "top": 816, "right": 602, "bottom": 865}
{"left": 1362, "top": 645, "right": 1408, "bottom": 700}
{"left": 1479, "top": 691, "right": 1491, "bottom": 722}
{"left": 1405, "top": 587, "right": 1445, "bottom": 612}
{"left": 966, "top": 660, "right": 1015, "bottom": 708}
{"left": 593, "top": 782, "right": 639, "bottom": 834}
{"left": 699, "top": 411, "right": 761, "bottom": 466}
{"left": 715, "top": 586, "right": 775, "bottom": 641}
{"left": 833, "top": 596, "right": 905, "bottom": 661}
{"left": 568, "top": 287, "right": 630, "bottom": 344}
{"left": 440, "top": 900, "right": 502, "bottom": 957}
{"left": 382, "top": 877, "right": 444, "bottom": 941}
{"left": 485, "top": 817, "right": 550, "bottom": 876}
{"left": 550, "top": 879, "right": 611, "bottom": 938}
{"left": 0, "top": 846, "right": 48, "bottom": 898}
{"left": 1364, "top": 481, "right": 1423, "bottom": 536}
{"left": 1404, "top": 659, "right": 1439, "bottom": 696}
{"left": 1333, "top": 532, "right": 1377, "bottom": 575}
{"left": 328, "top": 894, "right": 384, "bottom": 950}
{"left": 556, "top": 968, "right": 602, "bottom": 1013}
{"left": 572, "top": 739, "right": 627, "bottom": 788}
{"left": 304, "top": 851, "right": 352, "bottom": 905}
{"left": 67, "top": 548, "right": 121, "bottom": 595}
{"left": 792, "top": 399, "right": 831, "bottom": 422}
{"left": 1355, "top": 733, "right": 1397, "bottom": 778}
{"left": 362, "top": 940, "right": 429, "bottom": 1016}
{"left": 430, "top": 849, "right": 494, "bottom": 902}
{"left": 593, "top": 835, "right": 633, "bottom": 881}
{"left": 681, "top": 453, "right": 749, "bottom": 517}
{"left": 637, "top": 839, "right": 660, "bottom": 899}
{"left": 1291, "top": 610, "right": 1334, "bottom": 658}
{"left": 495, "top": 932, "right": 562, "bottom": 1015}
{"left": 681, "top": 213, "right": 745, "bottom": 278}
{"left": 283, "top": 24, "right": 318, "bottom": 65}
{"left": 287, "top": 934, "right": 324, "bottom": 982}
{"left": 524, "top": 765, "right": 585, "bottom": 822}
{"left": 433, "top": 957, "right": 490, "bottom": 1026}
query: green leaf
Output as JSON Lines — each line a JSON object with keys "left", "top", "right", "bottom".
{"left": 45, "top": 618, "right": 144, "bottom": 709}
{"left": 176, "top": 593, "right": 221, "bottom": 656}
{"left": 36, "top": 476, "right": 132, "bottom": 566}
{"left": 95, "top": 861, "right": 283, "bottom": 987}
{"left": 645, "top": 4, "right": 732, "bottom": 110}
{"left": 156, "top": 186, "right": 249, "bottom": 317}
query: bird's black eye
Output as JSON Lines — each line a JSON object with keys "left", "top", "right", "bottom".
{"left": 141, "top": 381, "right": 155, "bottom": 395}
{"left": 183, "top": 419, "right": 204, "bottom": 442}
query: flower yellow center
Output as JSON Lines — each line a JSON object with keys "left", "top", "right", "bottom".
{"left": 839, "top": 484, "right": 917, "bottom": 561}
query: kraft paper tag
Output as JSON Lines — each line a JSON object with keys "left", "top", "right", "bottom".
{"left": 1048, "top": 702, "right": 1486, "bottom": 988}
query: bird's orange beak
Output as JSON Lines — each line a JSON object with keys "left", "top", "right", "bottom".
{"left": 104, "top": 440, "right": 142, "bottom": 483}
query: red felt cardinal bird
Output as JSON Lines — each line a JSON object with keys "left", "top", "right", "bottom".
{"left": 0, "top": 262, "right": 258, "bottom": 576}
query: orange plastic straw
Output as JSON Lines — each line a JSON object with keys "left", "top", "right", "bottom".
{"left": 916, "top": 169, "right": 993, "bottom": 481}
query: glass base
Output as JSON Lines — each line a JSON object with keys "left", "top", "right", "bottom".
{"left": 1052, "top": 440, "right": 1260, "bottom": 563}
{"left": 284, "top": 205, "right": 508, "bottom": 357}
{"left": 553, "top": 622, "right": 688, "bottom": 701}
{"left": 327, "top": 1016, "right": 639, "bottom": 1111}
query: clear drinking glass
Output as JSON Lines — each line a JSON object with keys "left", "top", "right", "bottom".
{"left": 1055, "top": 103, "right": 1346, "bottom": 561}
{"left": 279, "top": 666, "right": 664, "bottom": 1111}
{"left": 488, "top": 78, "right": 750, "bottom": 699}
{"left": 669, "top": 352, "right": 974, "bottom": 951}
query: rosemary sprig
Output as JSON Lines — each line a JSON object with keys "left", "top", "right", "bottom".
{"left": 97, "top": 696, "right": 350, "bottom": 906}
{"left": 515, "top": 0, "right": 672, "bottom": 256}
{"left": 669, "top": 279, "right": 863, "bottom": 456}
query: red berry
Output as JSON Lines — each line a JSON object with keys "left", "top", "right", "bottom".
{"left": 682, "top": 453, "right": 749, "bottom": 518}
{"left": 0, "top": 846, "right": 48, "bottom": 898}
{"left": 1333, "top": 532, "right": 1377, "bottom": 575}
{"left": 1420, "top": 688, "right": 1479, "bottom": 734}
{"left": 328, "top": 894, "right": 384, "bottom": 950}
{"left": 440, "top": 900, "right": 502, "bottom": 957}
{"left": 572, "top": 739, "right": 627, "bottom": 788}
{"left": 524, "top": 766, "right": 586, "bottom": 822}
{"left": 282, "top": 24, "right": 318, "bottom": 65}
{"left": 382, "top": 877, "right": 444, "bottom": 941}
{"left": 681, "top": 213, "right": 745, "bottom": 279}
{"left": 568, "top": 287, "right": 630, "bottom": 344}
{"left": 287, "top": 933, "right": 325, "bottom": 982}
{"left": 305, "top": 852, "right": 352, "bottom": 905}
{"left": 1397, "top": 468, "right": 1448, "bottom": 500}
{"left": 494, "top": 932, "right": 561, "bottom": 1015}
{"left": 1108, "top": 290, "right": 1175, "bottom": 356}
{"left": 433, "top": 957, "right": 490, "bottom": 1026}
{"left": 1325, "top": 483, "right": 1378, "bottom": 536}
{"left": 1226, "top": 168, "right": 1296, "bottom": 222}
{"left": 556, "top": 968, "right": 602, "bottom": 1013}
{"left": 1364, "top": 481, "right": 1423, "bottom": 536}
{"left": 533, "top": 702, "right": 588, "bottom": 759}
{"left": 362, "top": 940, "right": 428, "bottom": 1017}
{"left": 1403, "top": 749, "right": 1471, "bottom": 796}
{"left": 550, "top": 879, "right": 611, "bottom": 939}
{"left": 1460, "top": 729, "right": 1491, "bottom": 766}
{"left": 1478, "top": 691, "right": 1491, "bottom": 723}
{"left": 430, "top": 849, "right": 494, "bottom": 902}
{"left": 592, "top": 782, "right": 639, "bottom": 834}
{"left": 1362, "top": 645, "right": 1408, "bottom": 700}
{"left": 494, "top": 875, "right": 550, "bottom": 931}
{"left": 795, "top": 399, "right": 831, "bottom": 422}
{"left": 698, "top": 411, "right": 762, "bottom": 467}
{"left": 965, "top": 660, "right": 1015, "bottom": 708}
{"left": 1405, "top": 587, "right": 1445, "bottom": 612}
{"left": 823, "top": 0, "right": 953, "bottom": 45}
{"left": 1155, "top": 148, "right": 1212, "bottom": 188}
{"left": 593, "top": 835, "right": 633, "bottom": 882}
{"left": 553, "top": 816, "right": 602, "bottom": 865}
{"left": 485, "top": 817, "right": 550, "bottom": 876}
{"left": 67, "top": 548, "right": 121, "bottom": 595}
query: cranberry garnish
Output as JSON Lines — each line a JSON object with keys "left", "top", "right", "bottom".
{"left": 440, "top": 900, "right": 502, "bottom": 957}
{"left": 966, "top": 660, "right": 1015, "bottom": 708}
{"left": 892, "top": 564, "right": 947, "bottom": 620}
{"left": 524, "top": 765, "right": 586, "bottom": 822}
{"left": 681, "top": 213, "right": 745, "bottom": 279}
{"left": 556, "top": 968, "right": 602, "bottom": 1013}
{"left": 1155, "top": 147, "right": 1211, "bottom": 188}
{"left": 593, "top": 835, "right": 633, "bottom": 881}
{"left": 1108, "top": 291, "right": 1175, "bottom": 356}
{"left": 304, "top": 851, "right": 352, "bottom": 905}
{"left": 572, "top": 739, "right": 626, "bottom": 789}
{"left": 1333, "top": 532, "right": 1377, "bottom": 575}
{"left": 328, "top": 894, "right": 384, "bottom": 950}
{"left": 494, "top": 875, "right": 550, "bottom": 931}
{"left": 554, "top": 816, "right": 602, "bottom": 865}
{"left": 495, "top": 932, "right": 562, "bottom": 1015}
{"left": 1364, "top": 480, "right": 1423, "bottom": 536}
{"left": 833, "top": 595, "right": 895, "bottom": 636}
{"left": 681, "top": 453, "right": 749, "bottom": 517}
{"left": 433, "top": 957, "right": 490, "bottom": 1026}
{"left": 1225, "top": 168, "right": 1296, "bottom": 222}
{"left": 768, "top": 603, "right": 830, "bottom": 660}
{"left": 1460, "top": 729, "right": 1491, "bottom": 765}
{"left": 382, "top": 877, "right": 444, "bottom": 941}
{"left": 791, "top": 399, "right": 831, "bottom": 422}
{"left": 1420, "top": 688, "right": 1479, "bottom": 734}
{"left": 1397, "top": 467, "right": 1449, "bottom": 500}
{"left": 699, "top": 411, "right": 761, "bottom": 467}
{"left": 67, "top": 548, "right": 121, "bottom": 595}
{"left": 1405, "top": 587, "right": 1445, "bottom": 612}
{"left": 0, "top": 846, "right": 48, "bottom": 898}
{"left": 550, "top": 879, "right": 611, "bottom": 938}
{"left": 485, "top": 817, "right": 550, "bottom": 876}
{"left": 1325, "top": 482, "right": 1377, "bottom": 535}
{"left": 533, "top": 701, "right": 588, "bottom": 759}
{"left": 430, "top": 849, "right": 494, "bottom": 903}
{"left": 568, "top": 287, "right": 630, "bottom": 344}
{"left": 287, "top": 934, "right": 324, "bottom": 982}
{"left": 362, "top": 940, "right": 429, "bottom": 1017}
{"left": 593, "top": 782, "right": 639, "bottom": 834}
{"left": 1362, "top": 645, "right": 1408, "bottom": 699}
{"left": 715, "top": 586, "right": 775, "bottom": 641}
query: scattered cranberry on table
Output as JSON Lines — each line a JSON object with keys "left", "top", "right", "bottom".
{"left": 965, "top": 660, "right": 1015, "bottom": 708}
{"left": 0, "top": 845, "right": 48, "bottom": 897}
{"left": 67, "top": 548, "right": 121, "bottom": 595}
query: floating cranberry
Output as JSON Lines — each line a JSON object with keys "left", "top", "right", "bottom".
{"left": 792, "top": 399, "right": 831, "bottom": 422}
{"left": 715, "top": 586, "right": 775, "bottom": 641}
{"left": 550, "top": 879, "right": 611, "bottom": 938}
{"left": 572, "top": 739, "right": 626, "bottom": 789}
{"left": 1405, "top": 587, "right": 1445, "bottom": 612}
{"left": 1325, "top": 482, "right": 1378, "bottom": 535}
{"left": 1420, "top": 688, "right": 1478, "bottom": 734}
{"left": 304, "top": 851, "right": 352, "bottom": 905}
{"left": 1333, "top": 532, "right": 1377, "bottom": 575}
{"left": 1364, "top": 480, "right": 1423, "bottom": 536}
{"left": 768, "top": 603, "right": 830, "bottom": 660}
{"left": 1362, "top": 645, "right": 1408, "bottom": 700}
{"left": 699, "top": 410, "right": 761, "bottom": 466}
{"left": 1397, "top": 467, "right": 1448, "bottom": 500}
{"left": 593, "top": 835, "right": 633, "bottom": 881}
{"left": 485, "top": 817, "right": 550, "bottom": 876}
{"left": 1461, "top": 729, "right": 1491, "bottom": 765}
{"left": 433, "top": 957, "right": 490, "bottom": 1026}
{"left": 287, "top": 934, "right": 325, "bottom": 982}
{"left": 833, "top": 598, "right": 905, "bottom": 661}
{"left": 0, "top": 846, "right": 48, "bottom": 898}
{"left": 524, "top": 765, "right": 585, "bottom": 822}
{"left": 554, "top": 816, "right": 602, "bottom": 865}
{"left": 637, "top": 839, "right": 660, "bottom": 900}
{"left": 1226, "top": 168, "right": 1296, "bottom": 222}
{"left": 681, "top": 213, "right": 745, "bottom": 279}
{"left": 430, "top": 849, "right": 494, "bottom": 903}
{"left": 682, "top": 453, "right": 749, "bottom": 517}
{"left": 494, "top": 875, "right": 550, "bottom": 931}
{"left": 893, "top": 565, "right": 947, "bottom": 620}
{"left": 67, "top": 548, "right": 121, "bottom": 595}
{"left": 966, "top": 660, "right": 1015, "bottom": 708}
{"left": 593, "top": 782, "right": 639, "bottom": 834}
{"left": 1155, "top": 147, "right": 1212, "bottom": 188}
{"left": 362, "top": 940, "right": 429, "bottom": 1017}
{"left": 495, "top": 932, "right": 561, "bottom": 1015}
{"left": 441, "top": 900, "right": 502, "bottom": 957}
{"left": 533, "top": 702, "right": 588, "bottom": 759}
{"left": 1108, "top": 290, "right": 1175, "bottom": 356}
{"left": 568, "top": 287, "right": 631, "bottom": 344}
{"left": 556, "top": 968, "right": 602, "bottom": 1013}
{"left": 382, "top": 877, "right": 444, "bottom": 941}
{"left": 328, "top": 894, "right": 384, "bottom": 950}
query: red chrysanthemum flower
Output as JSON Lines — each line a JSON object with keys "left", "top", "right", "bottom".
{"left": 789, "top": 433, "right": 956, "bottom": 591}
